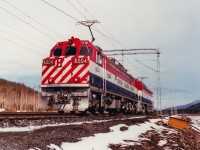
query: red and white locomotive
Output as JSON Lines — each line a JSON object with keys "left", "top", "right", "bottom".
{"left": 41, "top": 37, "right": 153, "bottom": 114}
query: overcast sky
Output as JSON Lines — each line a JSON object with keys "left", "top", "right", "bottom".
{"left": 0, "top": 0, "right": 199, "bottom": 108}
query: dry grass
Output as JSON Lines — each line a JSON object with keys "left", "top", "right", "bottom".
{"left": 0, "top": 90, "right": 42, "bottom": 112}
{"left": 0, "top": 78, "right": 42, "bottom": 112}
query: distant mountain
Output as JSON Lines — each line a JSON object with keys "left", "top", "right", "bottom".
{"left": 182, "top": 102, "right": 200, "bottom": 114}
{"left": 176, "top": 99, "right": 200, "bottom": 109}
{"left": 163, "top": 99, "right": 200, "bottom": 114}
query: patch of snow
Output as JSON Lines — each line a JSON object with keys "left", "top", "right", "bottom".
{"left": 46, "top": 144, "right": 62, "bottom": 150}
{"left": 162, "top": 117, "right": 169, "bottom": 125}
{"left": 188, "top": 116, "right": 200, "bottom": 132}
{"left": 29, "top": 147, "right": 41, "bottom": 150}
{"left": 0, "top": 108, "right": 6, "bottom": 112}
{"left": 109, "top": 124, "right": 129, "bottom": 132}
{"left": 0, "top": 123, "right": 68, "bottom": 132}
{"left": 158, "top": 140, "right": 167, "bottom": 146}
{"left": 5, "top": 118, "right": 114, "bottom": 132}
{"left": 164, "top": 129, "right": 178, "bottom": 134}
{"left": 0, "top": 116, "right": 147, "bottom": 133}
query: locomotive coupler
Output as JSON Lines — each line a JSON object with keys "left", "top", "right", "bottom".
{"left": 57, "top": 91, "right": 71, "bottom": 113}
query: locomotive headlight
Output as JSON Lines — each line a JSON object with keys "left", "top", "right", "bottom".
{"left": 58, "top": 63, "right": 62, "bottom": 67}
{"left": 92, "top": 94, "right": 96, "bottom": 99}
{"left": 57, "top": 58, "right": 62, "bottom": 67}
{"left": 58, "top": 58, "right": 62, "bottom": 63}
{"left": 74, "top": 77, "right": 79, "bottom": 82}
{"left": 48, "top": 78, "right": 52, "bottom": 83}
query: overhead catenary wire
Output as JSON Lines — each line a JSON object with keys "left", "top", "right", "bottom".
{"left": 135, "top": 59, "right": 157, "bottom": 73}
{"left": 41, "top": 0, "right": 79, "bottom": 22}
{"left": 0, "top": 49, "right": 39, "bottom": 62}
{"left": 66, "top": 0, "right": 87, "bottom": 20}
{"left": 0, "top": 20, "right": 52, "bottom": 45}
{"left": 76, "top": 0, "right": 129, "bottom": 48}
{"left": 66, "top": 0, "right": 117, "bottom": 48}
{"left": 76, "top": 0, "right": 112, "bottom": 36}
{"left": 2, "top": 0, "right": 65, "bottom": 39}
{"left": 0, "top": 28, "right": 47, "bottom": 51}
{"left": 0, "top": 35, "right": 44, "bottom": 56}
{"left": 124, "top": 56, "right": 144, "bottom": 77}
{"left": 41, "top": 0, "right": 127, "bottom": 49}
{"left": 0, "top": 6, "right": 57, "bottom": 42}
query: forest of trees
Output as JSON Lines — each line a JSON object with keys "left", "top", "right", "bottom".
{"left": 0, "top": 78, "right": 42, "bottom": 111}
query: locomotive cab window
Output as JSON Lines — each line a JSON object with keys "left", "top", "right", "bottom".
{"left": 52, "top": 48, "right": 62, "bottom": 56}
{"left": 80, "top": 47, "right": 92, "bottom": 56}
{"left": 65, "top": 46, "right": 76, "bottom": 56}
{"left": 97, "top": 52, "right": 103, "bottom": 65}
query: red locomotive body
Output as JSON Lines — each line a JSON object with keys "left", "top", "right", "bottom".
{"left": 41, "top": 37, "right": 153, "bottom": 114}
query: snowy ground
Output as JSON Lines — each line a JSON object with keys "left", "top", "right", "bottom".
{"left": 59, "top": 116, "right": 200, "bottom": 150}
{"left": 40, "top": 115, "right": 200, "bottom": 150}
{"left": 188, "top": 115, "right": 200, "bottom": 132}
{"left": 0, "top": 108, "right": 5, "bottom": 112}
{"left": 0, "top": 115, "right": 199, "bottom": 150}
{"left": 0, "top": 116, "right": 146, "bottom": 132}
{"left": 59, "top": 119, "right": 173, "bottom": 150}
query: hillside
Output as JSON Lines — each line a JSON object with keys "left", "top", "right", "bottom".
{"left": 163, "top": 99, "right": 200, "bottom": 114}
{"left": 181, "top": 102, "right": 200, "bottom": 114}
{"left": 176, "top": 99, "right": 200, "bottom": 110}
{"left": 0, "top": 78, "right": 41, "bottom": 111}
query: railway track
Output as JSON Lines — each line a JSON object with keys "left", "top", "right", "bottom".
{"left": 0, "top": 112, "right": 78, "bottom": 120}
{"left": 0, "top": 112, "right": 149, "bottom": 120}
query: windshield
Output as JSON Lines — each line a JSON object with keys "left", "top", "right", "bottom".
{"left": 65, "top": 46, "right": 76, "bottom": 56}
{"left": 80, "top": 47, "right": 92, "bottom": 56}
{"left": 52, "top": 48, "right": 62, "bottom": 56}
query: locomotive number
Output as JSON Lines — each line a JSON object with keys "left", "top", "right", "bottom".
{"left": 43, "top": 59, "right": 54, "bottom": 65}
{"left": 73, "top": 58, "right": 88, "bottom": 64}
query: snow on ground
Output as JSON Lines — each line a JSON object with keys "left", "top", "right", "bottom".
{"left": 60, "top": 119, "right": 173, "bottom": 150}
{"left": 158, "top": 140, "right": 167, "bottom": 146}
{"left": 59, "top": 116, "right": 200, "bottom": 150}
{"left": 0, "top": 109, "right": 5, "bottom": 112}
{"left": 1, "top": 115, "right": 199, "bottom": 150}
{"left": 188, "top": 115, "right": 200, "bottom": 132}
{"left": 0, "top": 123, "right": 68, "bottom": 132}
{"left": 0, "top": 116, "right": 146, "bottom": 132}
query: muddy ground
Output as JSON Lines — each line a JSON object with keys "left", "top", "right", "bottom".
{"left": 0, "top": 116, "right": 199, "bottom": 150}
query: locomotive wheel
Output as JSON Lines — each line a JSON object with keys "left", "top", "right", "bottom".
{"left": 70, "top": 111, "right": 75, "bottom": 115}
{"left": 98, "top": 107, "right": 105, "bottom": 114}
{"left": 58, "top": 110, "right": 64, "bottom": 114}
{"left": 80, "top": 111, "right": 88, "bottom": 116}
